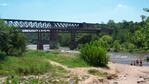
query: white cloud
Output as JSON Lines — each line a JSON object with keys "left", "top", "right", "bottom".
{"left": 0, "top": 3, "right": 8, "bottom": 7}
{"left": 117, "top": 4, "right": 126, "bottom": 8}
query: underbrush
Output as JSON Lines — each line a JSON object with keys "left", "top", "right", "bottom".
{"left": 88, "top": 69, "right": 108, "bottom": 77}
{"left": 3, "top": 65, "right": 68, "bottom": 84}
{"left": 0, "top": 56, "right": 51, "bottom": 76}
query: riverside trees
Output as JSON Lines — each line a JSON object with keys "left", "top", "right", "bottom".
{"left": 0, "top": 20, "right": 26, "bottom": 56}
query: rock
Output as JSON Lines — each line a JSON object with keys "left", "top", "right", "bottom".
{"left": 137, "top": 78, "right": 145, "bottom": 83}
{"left": 107, "top": 74, "right": 118, "bottom": 80}
{"left": 113, "top": 81, "right": 119, "bottom": 84}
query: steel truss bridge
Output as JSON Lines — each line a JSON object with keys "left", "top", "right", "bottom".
{"left": 3, "top": 19, "right": 102, "bottom": 50}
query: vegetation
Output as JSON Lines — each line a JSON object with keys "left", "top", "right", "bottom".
{"left": 80, "top": 41, "right": 109, "bottom": 67}
{"left": 0, "top": 54, "right": 50, "bottom": 76}
{"left": 26, "top": 50, "right": 89, "bottom": 68}
{"left": 0, "top": 20, "right": 26, "bottom": 56}
{"left": 88, "top": 69, "right": 108, "bottom": 77}
{"left": 146, "top": 57, "right": 149, "bottom": 62}
{"left": 23, "top": 8, "right": 149, "bottom": 53}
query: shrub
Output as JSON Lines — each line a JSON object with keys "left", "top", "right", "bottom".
{"left": 123, "top": 42, "right": 135, "bottom": 52}
{"left": 80, "top": 43, "right": 108, "bottom": 67}
{"left": 113, "top": 40, "right": 121, "bottom": 52}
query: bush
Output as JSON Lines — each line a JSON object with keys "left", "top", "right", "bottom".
{"left": 80, "top": 43, "right": 108, "bottom": 67}
{"left": 113, "top": 40, "right": 121, "bottom": 52}
{"left": 122, "top": 42, "right": 135, "bottom": 52}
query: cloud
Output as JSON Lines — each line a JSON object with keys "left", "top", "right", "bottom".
{"left": 0, "top": 3, "right": 8, "bottom": 7}
{"left": 117, "top": 4, "right": 126, "bottom": 8}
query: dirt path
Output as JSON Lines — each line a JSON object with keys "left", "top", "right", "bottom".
{"left": 49, "top": 60, "right": 149, "bottom": 84}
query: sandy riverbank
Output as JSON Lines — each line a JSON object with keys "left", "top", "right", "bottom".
{"left": 79, "top": 62, "right": 149, "bottom": 84}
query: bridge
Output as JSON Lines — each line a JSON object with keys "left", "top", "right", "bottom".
{"left": 3, "top": 19, "right": 102, "bottom": 50}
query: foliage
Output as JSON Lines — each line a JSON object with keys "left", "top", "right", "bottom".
{"left": 122, "top": 42, "right": 135, "bottom": 52}
{"left": 113, "top": 40, "right": 121, "bottom": 52}
{"left": 0, "top": 20, "right": 26, "bottom": 56}
{"left": 59, "top": 33, "right": 70, "bottom": 46}
{"left": 88, "top": 69, "right": 108, "bottom": 77}
{"left": 80, "top": 42, "right": 108, "bottom": 67}
{"left": 25, "top": 50, "right": 89, "bottom": 68}
{"left": 77, "top": 34, "right": 98, "bottom": 44}
{"left": 146, "top": 57, "right": 149, "bottom": 62}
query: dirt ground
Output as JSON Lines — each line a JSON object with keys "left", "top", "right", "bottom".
{"left": 49, "top": 60, "right": 149, "bottom": 84}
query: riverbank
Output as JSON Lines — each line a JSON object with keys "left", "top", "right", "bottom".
{"left": 27, "top": 45, "right": 149, "bottom": 66}
{"left": 0, "top": 50, "right": 149, "bottom": 84}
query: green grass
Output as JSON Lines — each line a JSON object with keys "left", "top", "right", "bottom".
{"left": 4, "top": 65, "right": 68, "bottom": 84}
{"left": 0, "top": 56, "right": 51, "bottom": 76}
{"left": 88, "top": 69, "right": 108, "bottom": 77}
{"left": 0, "top": 50, "right": 89, "bottom": 83}
{"left": 0, "top": 50, "right": 89, "bottom": 76}
{"left": 25, "top": 50, "right": 89, "bottom": 68}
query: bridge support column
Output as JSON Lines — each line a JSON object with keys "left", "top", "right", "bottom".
{"left": 49, "top": 30, "right": 59, "bottom": 49}
{"left": 69, "top": 32, "right": 77, "bottom": 50}
{"left": 37, "top": 30, "right": 43, "bottom": 50}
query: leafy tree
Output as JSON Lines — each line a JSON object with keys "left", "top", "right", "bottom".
{"left": 0, "top": 20, "right": 26, "bottom": 56}
{"left": 133, "top": 30, "right": 145, "bottom": 48}
{"left": 113, "top": 40, "right": 121, "bottom": 52}
{"left": 143, "top": 8, "right": 149, "bottom": 12}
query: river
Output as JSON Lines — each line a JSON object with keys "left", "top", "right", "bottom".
{"left": 27, "top": 45, "right": 149, "bottom": 66}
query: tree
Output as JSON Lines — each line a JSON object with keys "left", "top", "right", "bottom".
{"left": 113, "top": 40, "right": 121, "bottom": 52}
{"left": 140, "top": 15, "right": 146, "bottom": 22}
{"left": 0, "top": 20, "right": 26, "bottom": 56}
{"left": 143, "top": 8, "right": 149, "bottom": 12}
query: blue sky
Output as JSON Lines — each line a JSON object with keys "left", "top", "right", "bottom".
{"left": 0, "top": 0, "right": 149, "bottom": 23}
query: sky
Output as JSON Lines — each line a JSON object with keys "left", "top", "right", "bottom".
{"left": 0, "top": 0, "right": 149, "bottom": 23}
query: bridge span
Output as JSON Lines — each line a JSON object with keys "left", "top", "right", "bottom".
{"left": 3, "top": 19, "right": 101, "bottom": 50}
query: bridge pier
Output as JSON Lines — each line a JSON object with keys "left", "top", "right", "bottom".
{"left": 69, "top": 32, "right": 77, "bottom": 50}
{"left": 49, "top": 30, "right": 59, "bottom": 49}
{"left": 37, "top": 30, "right": 43, "bottom": 50}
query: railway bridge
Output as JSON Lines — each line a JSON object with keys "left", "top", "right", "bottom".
{"left": 3, "top": 19, "right": 102, "bottom": 50}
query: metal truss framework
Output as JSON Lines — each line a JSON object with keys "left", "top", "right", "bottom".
{"left": 3, "top": 19, "right": 101, "bottom": 50}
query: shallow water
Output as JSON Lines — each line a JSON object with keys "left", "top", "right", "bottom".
{"left": 109, "top": 52, "right": 149, "bottom": 66}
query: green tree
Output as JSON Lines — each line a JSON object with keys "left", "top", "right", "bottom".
{"left": 113, "top": 40, "right": 121, "bottom": 52}
{"left": 0, "top": 20, "right": 26, "bottom": 56}
{"left": 133, "top": 30, "right": 145, "bottom": 49}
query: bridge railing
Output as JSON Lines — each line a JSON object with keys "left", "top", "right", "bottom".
{"left": 4, "top": 19, "right": 98, "bottom": 29}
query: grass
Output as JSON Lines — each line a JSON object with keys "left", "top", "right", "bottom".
{"left": 46, "top": 52, "right": 89, "bottom": 68}
{"left": 25, "top": 50, "right": 89, "bottom": 68}
{"left": 4, "top": 65, "right": 68, "bottom": 84}
{"left": 0, "top": 50, "right": 89, "bottom": 76}
{"left": 88, "top": 69, "right": 108, "bottom": 77}
{"left": 0, "top": 56, "right": 51, "bottom": 76}
{"left": 0, "top": 50, "right": 89, "bottom": 83}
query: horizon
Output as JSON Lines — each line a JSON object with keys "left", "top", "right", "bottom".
{"left": 0, "top": 0, "right": 149, "bottom": 23}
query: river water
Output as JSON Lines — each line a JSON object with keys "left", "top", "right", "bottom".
{"left": 27, "top": 45, "right": 149, "bottom": 66}
{"left": 109, "top": 52, "right": 149, "bottom": 66}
